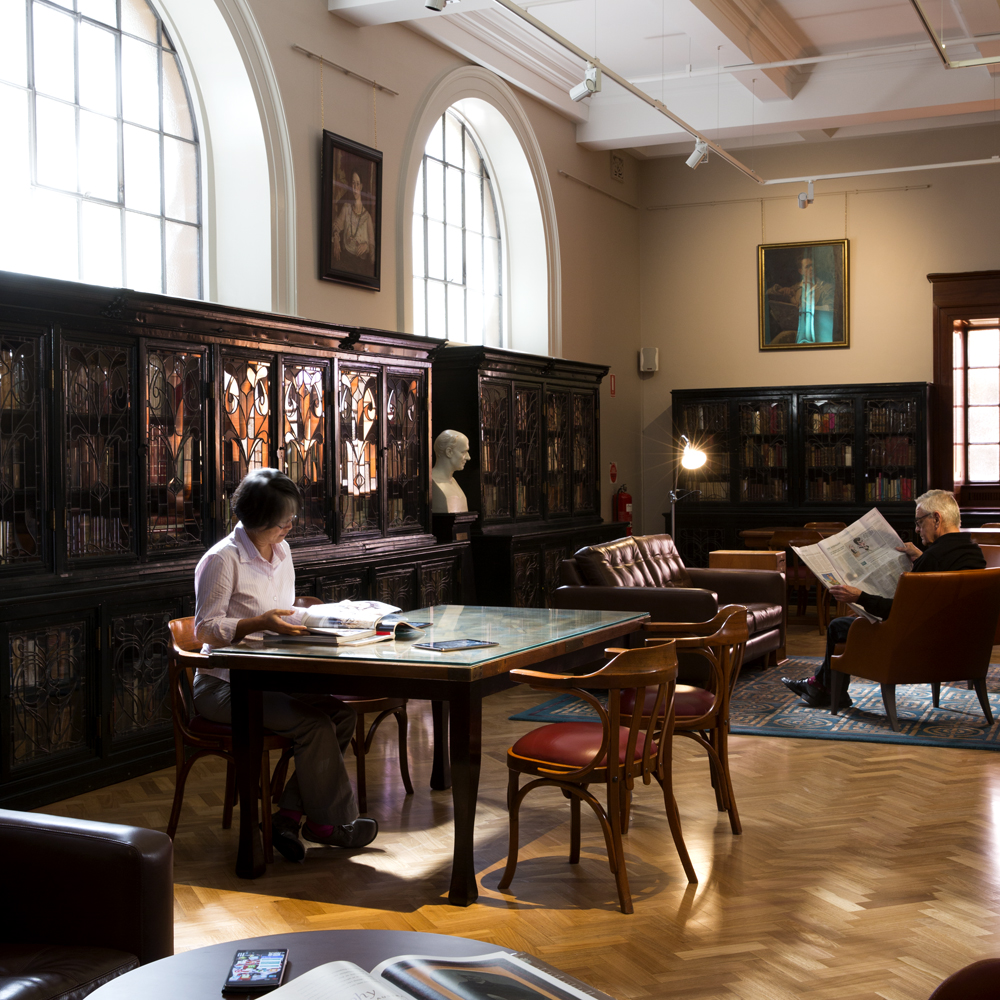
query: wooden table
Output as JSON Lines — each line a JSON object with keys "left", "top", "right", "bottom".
{"left": 210, "top": 605, "right": 648, "bottom": 907}
{"left": 88, "top": 930, "right": 513, "bottom": 999}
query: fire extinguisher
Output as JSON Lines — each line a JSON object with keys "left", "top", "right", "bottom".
{"left": 612, "top": 483, "right": 633, "bottom": 536}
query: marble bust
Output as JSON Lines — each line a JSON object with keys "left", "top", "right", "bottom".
{"left": 431, "top": 429, "right": 471, "bottom": 514}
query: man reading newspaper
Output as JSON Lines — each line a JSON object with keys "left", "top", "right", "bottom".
{"left": 782, "top": 490, "right": 985, "bottom": 708}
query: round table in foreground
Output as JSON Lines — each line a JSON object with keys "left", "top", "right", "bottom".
{"left": 89, "top": 930, "right": 511, "bottom": 1000}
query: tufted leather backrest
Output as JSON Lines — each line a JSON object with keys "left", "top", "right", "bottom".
{"left": 573, "top": 534, "right": 693, "bottom": 588}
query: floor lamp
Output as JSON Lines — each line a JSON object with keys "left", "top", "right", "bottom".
{"left": 670, "top": 435, "right": 707, "bottom": 541}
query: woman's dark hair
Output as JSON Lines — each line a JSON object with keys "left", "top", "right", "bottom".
{"left": 231, "top": 469, "right": 301, "bottom": 530}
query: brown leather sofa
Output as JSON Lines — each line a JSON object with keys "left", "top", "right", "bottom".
{"left": 0, "top": 809, "right": 173, "bottom": 999}
{"left": 552, "top": 534, "right": 786, "bottom": 664}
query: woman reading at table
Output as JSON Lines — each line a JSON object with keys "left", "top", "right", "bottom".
{"left": 193, "top": 468, "right": 378, "bottom": 861}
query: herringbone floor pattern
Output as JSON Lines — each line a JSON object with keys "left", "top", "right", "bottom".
{"left": 37, "top": 614, "right": 1000, "bottom": 999}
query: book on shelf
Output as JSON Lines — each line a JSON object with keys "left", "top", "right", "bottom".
{"left": 263, "top": 601, "right": 427, "bottom": 647}
{"left": 263, "top": 949, "right": 614, "bottom": 1000}
{"left": 790, "top": 508, "right": 911, "bottom": 622}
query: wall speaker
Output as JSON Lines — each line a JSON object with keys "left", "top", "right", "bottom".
{"left": 639, "top": 347, "right": 659, "bottom": 372}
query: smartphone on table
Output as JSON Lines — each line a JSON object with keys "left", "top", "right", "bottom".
{"left": 413, "top": 639, "right": 499, "bottom": 651}
{"left": 223, "top": 948, "right": 288, "bottom": 994}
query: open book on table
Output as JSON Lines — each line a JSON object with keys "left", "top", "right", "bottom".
{"left": 790, "top": 508, "right": 912, "bottom": 623}
{"left": 264, "top": 601, "right": 428, "bottom": 647}
{"left": 264, "top": 950, "right": 614, "bottom": 1000}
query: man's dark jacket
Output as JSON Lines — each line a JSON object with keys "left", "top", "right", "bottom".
{"left": 857, "top": 530, "right": 986, "bottom": 620}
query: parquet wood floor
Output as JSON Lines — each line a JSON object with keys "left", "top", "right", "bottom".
{"left": 37, "top": 612, "right": 1000, "bottom": 999}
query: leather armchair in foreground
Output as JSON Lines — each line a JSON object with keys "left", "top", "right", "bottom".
{"left": 0, "top": 809, "right": 173, "bottom": 1000}
{"left": 552, "top": 534, "right": 786, "bottom": 665}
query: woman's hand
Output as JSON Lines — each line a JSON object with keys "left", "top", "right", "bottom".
{"left": 234, "top": 609, "right": 308, "bottom": 642}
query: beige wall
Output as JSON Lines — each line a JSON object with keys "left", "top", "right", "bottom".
{"left": 638, "top": 122, "right": 1000, "bottom": 535}
{"left": 247, "top": 1, "right": 644, "bottom": 523}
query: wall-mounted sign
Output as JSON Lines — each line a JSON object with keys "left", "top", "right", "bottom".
{"left": 609, "top": 462, "right": 618, "bottom": 484}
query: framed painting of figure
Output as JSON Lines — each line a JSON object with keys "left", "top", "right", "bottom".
{"left": 320, "top": 130, "right": 383, "bottom": 290}
{"left": 758, "top": 239, "right": 849, "bottom": 351}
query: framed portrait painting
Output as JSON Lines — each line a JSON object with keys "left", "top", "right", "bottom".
{"left": 758, "top": 239, "right": 849, "bottom": 351}
{"left": 320, "top": 130, "right": 383, "bottom": 290}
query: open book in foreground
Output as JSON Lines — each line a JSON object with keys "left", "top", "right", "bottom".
{"left": 265, "top": 950, "right": 614, "bottom": 1000}
{"left": 264, "top": 601, "right": 428, "bottom": 647}
{"left": 791, "top": 509, "right": 912, "bottom": 622}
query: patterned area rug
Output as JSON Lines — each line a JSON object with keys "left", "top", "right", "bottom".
{"left": 509, "top": 656, "right": 1000, "bottom": 750}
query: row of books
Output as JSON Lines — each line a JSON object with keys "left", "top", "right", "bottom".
{"left": 867, "top": 436, "right": 916, "bottom": 466}
{"left": 808, "top": 411, "right": 853, "bottom": 433}
{"left": 682, "top": 403, "right": 728, "bottom": 433}
{"left": 739, "top": 407, "right": 786, "bottom": 435}
{"left": 866, "top": 405, "right": 916, "bottom": 433}
{"left": 805, "top": 480, "right": 854, "bottom": 501}
{"left": 806, "top": 444, "right": 852, "bottom": 466}
{"left": 865, "top": 476, "right": 917, "bottom": 501}
{"left": 741, "top": 443, "right": 787, "bottom": 466}
{"left": 740, "top": 480, "right": 788, "bottom": 501}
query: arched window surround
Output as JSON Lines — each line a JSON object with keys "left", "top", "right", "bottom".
{"left": 397, "top": 66, "right": 562, "bottom": 357}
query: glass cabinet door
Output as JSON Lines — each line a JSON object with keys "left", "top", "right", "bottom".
{"left": 676, "top": 400, "right": 730, "bottom": 502}
{"left": 64, "top": 339, "right": 134, "bottom": 560}
{"left": 863, "top": 396, "right": 919, "bottom": 501}
{"left": 281, "top": 359, "right": 328, "bottom": 539}
{"left": 544, "top": 389, "right": 570, "bottom": 516}
{"left": 145, "top": 346, "right": 205, "bottom": 552}
{"left": 800, "top": 395, "right": 855, "bottom": 502}
{"left": 0, "top": 331, "right": 45, "bottom": 569}
{"left": 338, "top": 366, "right": 381, "bottom": 535}
{"left": 571, "top": 391, "right": 597, "bottom": 513}
{"left": 738, "top": 398, "right": 789, "bottom": 502}
{"left": 385, "top": 369, "right": 426, "bottom": 532}
{"left": 513, "top": 384, "right": 542, "bottom": 519}
{"left": 479, "top": 378, "right": 511, "bottom": 520}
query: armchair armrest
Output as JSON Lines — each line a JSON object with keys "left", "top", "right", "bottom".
{"left": 551, "top": 585, "right": 718, "bottom": 622}
{"left": 0, "top": 809, "right": 173, "bottom": 964}
{"left": 687, "top": 568, "right": 785, "bottom": 606}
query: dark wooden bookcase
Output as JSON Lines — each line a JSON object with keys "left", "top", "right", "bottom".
{"left": 0, "top": 271, "right": 470, "bottom": 809}
{"left": 670, "top": 382, "right": 929, "bottom": 565}
{"left": 431, "top": 347, "right": 624, "bottom": 607}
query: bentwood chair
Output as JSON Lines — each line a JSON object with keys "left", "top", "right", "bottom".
{"left": 768, "top": 528, "right": 826, "bottom": 630}
{"left": 830, "top": 570, "right": 1000, "bottom": 731}
{"left": 637, "top": 606, "right": 749, "bottom": 834}
{"left": 498, "top": 641, "right": 697, "bottom": 914}
{"left": 804, "top": 521, "right": 847, "bottom": 533}
{"left": 166, "top": 617, "right": 294, "bottom": 863}
{"left": 293, "top": 597, "right": 413, "bottom": 813}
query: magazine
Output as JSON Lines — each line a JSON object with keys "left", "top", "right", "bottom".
{"left": 790, "top": 508, "right": 913, "bottom": 622}
{"left": 262, "top": 950, "right": 614, "bottom": 1000}
{"left": 263, "top": 601, "right": 429, "bottom": 646}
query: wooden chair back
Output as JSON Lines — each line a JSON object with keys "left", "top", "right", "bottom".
{"left": 832, "top": 569, "right": 1000, "bottom": 685}
{"left": 167, "top": 617, "right": 215, "bottom": 747}
{"left": 804, "top": 521, "right": 846, "bottom": 533}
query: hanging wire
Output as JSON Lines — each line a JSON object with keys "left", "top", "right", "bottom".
{"left": 373, "top": 82, "right": 378, "bottom": 149}
{"left": 320, "top": 54, "right": 324, "bottom": 131}
{"left": 751, "top": 76, "right": 755, "bottom": 171}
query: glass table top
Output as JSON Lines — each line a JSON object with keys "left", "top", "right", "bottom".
{"left": 209, "top": 605, "right": 647, "bottom": 667}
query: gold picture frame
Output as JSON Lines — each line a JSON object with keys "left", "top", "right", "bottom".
{"left": 758, "top": 239, "right": 849, "bottom": 351}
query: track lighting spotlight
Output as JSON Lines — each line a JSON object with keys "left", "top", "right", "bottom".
{"left": 569, "top": 63, "right": 601, "bottom": 102}
{"left": 685, "top": 139, "right": 709, "bottom": 170}
{"left": 425, "top": 0, "right": 447, "bottom": 9}
{"left": 798, "top": 180, "right": 815, "bottom": 209}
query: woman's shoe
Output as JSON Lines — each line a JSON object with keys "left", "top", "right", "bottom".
{"left": 301, "top": 817, "right": 378, "bottom": 849}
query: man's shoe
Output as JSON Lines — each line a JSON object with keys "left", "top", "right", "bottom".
{"left": 781, "top": 676, "right": 852, "bottom": 709}
{"left": 269, "top": 812, "right": 305, "bottom": 863}
{"left": 302, "top": 817, "right": 378, "bottom": 849}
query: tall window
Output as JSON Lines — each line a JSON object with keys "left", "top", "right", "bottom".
{"left": 412, "top": 109, "right": 503, "bottom": 345}
{"left": 0, "top": 0, "right": 201, "bottom": 297}
{"left": 953, "top": 319, "right": 1000, "bottom": 485}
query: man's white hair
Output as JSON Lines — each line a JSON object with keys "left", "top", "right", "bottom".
{"left": 915, "top": 489, "right": 961, "bottom": 528}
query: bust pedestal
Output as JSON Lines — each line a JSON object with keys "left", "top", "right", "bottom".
{"left": 432, "top": 510, "right": 479, "bottom": 545}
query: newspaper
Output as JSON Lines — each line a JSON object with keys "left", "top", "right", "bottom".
{"left": 790, "top": 508, "right": 913, "bottom": 622}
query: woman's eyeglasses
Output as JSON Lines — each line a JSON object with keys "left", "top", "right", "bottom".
{"left": 275, "top": 515, "right": 299, "bottom": 530}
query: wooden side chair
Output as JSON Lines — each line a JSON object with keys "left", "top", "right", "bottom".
{"left": 830, "top": 569, "right": 1000, "bottom": 731}
{"left": 166, "top": 617, "right": 294, "bottom": 862}
{"left": 638, "top": 605, "right": 749, "bottom": 834}
{"left": 498, "top": 641, "right": 697, "bottom": 914}
{"left": 293, "top": 597, "right": 413, "bottom": 813}
{"left": 768, "top": 528, "right": 826, "bottom": 631}
{"left": 804, "top": 521, "right": 847, "bottom": 533}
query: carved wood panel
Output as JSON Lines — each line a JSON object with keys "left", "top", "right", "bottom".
{"left": 512, "top": 549, "right": 541, "bottom": 608}
{"left": 110, "top": 609, "right": 172, "bottom": 739}
{"left": 375, "top": 566, "right": 417, "bottom": 611}
{"left": 419, "top": 559, "right": 455, "bottom": 606}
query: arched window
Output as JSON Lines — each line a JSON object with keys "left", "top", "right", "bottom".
{"left": 0, "top": 0, "right": 201, "bottom": 297}
{"left": 412, "top": 109, "right": 504, "bottom": 345}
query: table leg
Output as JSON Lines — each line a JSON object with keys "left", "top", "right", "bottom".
{"left": 231, "top": 675, "right": 266, "bottom": 879}
{"left": 430, "top": 700, "right": 450, "bottom": 790}
{"left": 447, "top": 687, "right": 482, "bottom": 906}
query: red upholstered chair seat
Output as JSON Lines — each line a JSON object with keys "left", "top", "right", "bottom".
{"left": 620, "top": 684, "right": 716, "bottom": 719}
{"left": 510, "top": 722, "right": 654, "bottom": 769}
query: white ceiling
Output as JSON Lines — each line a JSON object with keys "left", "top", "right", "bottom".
{"left": 329, "top": 0, "right": 1000, "bottom": 159}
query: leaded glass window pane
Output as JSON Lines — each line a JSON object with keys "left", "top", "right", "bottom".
{"left": 338, "top": 367, "right": 380, "bottom": 535}
{"left": 282, "top": 361, "right": 327, "bottom": 538}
